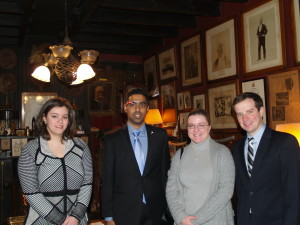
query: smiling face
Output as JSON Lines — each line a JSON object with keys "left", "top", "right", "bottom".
{"left": 187, "top": 115, "right": 211, "bottom": 144}
{"left": 234, "top": 98, "right": 264, "bottom": 136}
{"left": 124, "top": 94, "right": 149, "bottom": 129}
{"left": 43, "top": 106, "right": 69, "bottom": 138}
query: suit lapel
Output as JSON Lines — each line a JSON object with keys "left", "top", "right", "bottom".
{"left": 143, "top": 124, "right": 154, "bottom": 175}
{"left": 120, "top": 125, "right": 141, "bottom": 175}
{"left": 250, "top": 127, "right": 272, "bottom": 181}
{"left": 236, "top": 137, "right": 251, "bottom": 184}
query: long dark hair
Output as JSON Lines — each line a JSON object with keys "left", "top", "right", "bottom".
{"left": 34, "top": 97, "right": 76, "bottom": 141}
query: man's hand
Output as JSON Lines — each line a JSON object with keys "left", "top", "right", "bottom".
{"left": 181, "top": 216, "right": 198, "bottom": 225}
{"left": 62, "top": 216, "right": 79, "bottom": 225}
{"left": 105, "top": 220, "right": 116, "bottom": 225}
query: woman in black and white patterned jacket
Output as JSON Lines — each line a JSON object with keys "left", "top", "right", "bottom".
{"left": 18, "top": 97, "right": 93, "bottom": 225}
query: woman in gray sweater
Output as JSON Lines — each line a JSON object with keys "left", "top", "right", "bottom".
{"left": 166, "top": 109, "right": 235, "bottom": 225}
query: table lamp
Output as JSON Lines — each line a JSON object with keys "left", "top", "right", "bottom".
{"left": 275, "top": 123, "right": 300, "bottom": 145}
{"left": 145, "top": 109, "right": 163, "bottom": 126}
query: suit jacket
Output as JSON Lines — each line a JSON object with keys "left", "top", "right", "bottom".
{"left": 102, "top": 124, "right": 170, "bottom": 225}
{"left": 232, "top": 126, "right": 300, "bottom": 225}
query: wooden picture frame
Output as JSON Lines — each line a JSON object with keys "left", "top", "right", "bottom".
{"left": 183, "top": 91, "right": 192, "bottom": 109}
{"left": 177, "top": 92, "right": 184, "bottom": 110}
{"left": 180, "top": 34, "right": 202, "bottom": 86}
{"left": 144, "top": 55, "right": 159, "bottom": 97}
{"left": 208, "top": 82, "right": 238, "bottom": 129}
{"left": 16, "top": 129, "right": 26, "bottom": 136}
{"left": 11, "top": 138, "right": 27, "bottom": 157}
{"left": 21, "top": 92, "right": 57, "bottom": 129}
{"left": 0, "top": 139, "right": 10, "bottom": 150}
{"left": 292, "top": 0, "right": 300, "bottom": 63}
{"left": 161, "top": 81, "right": 176, "bottom": 111}
{"left": 267, "top": 70, "right": 300, "bottom": 129}
{"left": 206, "top": 18, "right": 237, "bottom": 81}
{"left": 242, "top": 0, "right": 285, "bottom": 74}
{"left": 193, "top": 94, "right": 206, "bottom": 110}
{"left": 88, "top": 81, "right": 114, "bottom": 115}
{"left": 158, "top": 47, "right": 177, "bottom": 80}
{"left": 179, "top": 112, "right": 189, "bottom": 130}
{"left": 242, "top": 78, "right": 267, "bottom": 123}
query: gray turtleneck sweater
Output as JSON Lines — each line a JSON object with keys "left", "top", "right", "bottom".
{"left": 166, "top": 136, "right": 235, "bottom": 225}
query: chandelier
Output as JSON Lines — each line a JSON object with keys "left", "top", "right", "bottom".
{"left": 31, "top": 0, "right": 99, "bottom": 86}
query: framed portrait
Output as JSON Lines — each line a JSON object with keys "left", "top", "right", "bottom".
{"left": 183, "top": 91, "right": 192, "bottom": 109}
{"left": 206, "top": 18, "right": 237, "bottom": 81}
{"left": 177, "top": 93, "right": 184, "bottom": 110}
{"left": 180, "top": 34, "right": 202, "bottom": 86}
{"left": 161, "top": 81, "right": 176, "bottom": 111}
{"left": 208, "top": 82, "right": 238, "bottom": 129}
{"left": 144, "top": 56, "right": 159, "bottom": 97}
{"left": 158, "top": 47, "right": 177, "bottom": 80}
{"left": 242, "top": 0, "right": 285, "bottom": 74}
{"left": 242, "top": 78, "right": 267, "bottom": 123}
{"left": 267, "top": 70, "right": 300, "bottom": 129}
{"left": 22, "top": 92, "right": 57, "bottom": 129}
{"left": 88, "top": 81, "right": 114, "bottom": 115}
{"left": 193, "top": 94, "right": 206, "bottom": 110}
{"left": 292, "top": 0, "right": 300, "bottom": 63}
{"left": 179, "top": 112, "right": 189, "bottom": 130}
{"left": 0, "top": 139, "right": 10, "bottom": 150}
{"left": 11, "top": 138, "right": 27, "bottom": 157}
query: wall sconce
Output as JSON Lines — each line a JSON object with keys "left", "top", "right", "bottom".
{"left": 145, "top": 109, "right": 163, "bottom": 126}
{"left": 162, "top": 109, "right": 176, "bottom": 127}
{"left": 275, "top": 123, "right": 300, "bottom": 145}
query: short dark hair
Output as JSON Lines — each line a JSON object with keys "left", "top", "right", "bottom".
{"left": 188, "top": 109, "right": 211, "bottom": 125}
{"left": 232, "top": 92, "right": 264, "bottom": 112}
{"left": 34, "top": 97, "right": 76, "bottom": 141}
{"left": 126, "top": 88, "right": 149, "bottom": 103}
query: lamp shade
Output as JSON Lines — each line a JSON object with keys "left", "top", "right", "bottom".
{"left": 145, "top": 109, "right": 163, "bottom": 125}
{"left": 31, "top": 65, "right": 51, "bottom": 82}
{"left": 77, "top": 64, "right": 96, "bottom": 80}
{"left": 162, "top": 109, "right": 176, "bottom": 123}
{"left": 276, "top": 123, "right": 300, "bottom": 145}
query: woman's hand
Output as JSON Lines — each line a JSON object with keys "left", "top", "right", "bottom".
{"left": 62, "top": 216, "right": 79, "bottom": 225}
{"left": 105, "top": 220, "right": 116, "bottom": 225}
{"left": 181, "top": 216, "right": 198, "bottom": 225}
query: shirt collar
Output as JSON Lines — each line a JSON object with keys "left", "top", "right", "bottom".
{"left": 127, "top": 122, "right": 147, "bottom": 137}
{"left": 247, "top": 124, "right": 266, "bottom": 143}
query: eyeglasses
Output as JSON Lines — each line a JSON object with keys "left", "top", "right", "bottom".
{"left": 187, "top": 123, "right": 209, "bottom": 130}
{"left": 125, "top": 101, "right": 148, "bottom": 108}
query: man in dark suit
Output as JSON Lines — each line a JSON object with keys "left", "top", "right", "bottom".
{"left": 257, "top": 17, "right": 268, "bottom": 60}
{"left": 102, "top": 88, "right": 170, "bottom": 225}
{"left": 231, "top": 92, "right": 300, "bottom": 225}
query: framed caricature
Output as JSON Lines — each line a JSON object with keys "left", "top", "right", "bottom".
{"left": 208, "top": 82, "right": 238, "bottom": 129}
{"left": 177, "top": 93, "right": 184, "bottom": 110}
{"left": 183, "top": 91, "right": 192, "bottom": 109}
{"left": 193, "top": 94, "right": 206, "bottom": 110}
{"left": 242, "top": 0, "right": 285, "bottom": 74}
{"left": 144, "top": 56, "right": 159, "bottom": 97}
{"left": 180, "top": 34, "right": 202, "bottom": 86}
{"left": 206, "top": 19, "right": 237, "bottom": 81}
{"left": 158, "top": 47, "right": 177, "bottom": 80}
{"left": 161, "top": 81, "right": 176, "bottom": 111}
{"left": 242, "top": 78, "right": 267, "bottom": 123}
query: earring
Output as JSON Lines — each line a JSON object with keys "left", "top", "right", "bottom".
{"left": 44, "top": 120, "right": 47, "bottom": 124}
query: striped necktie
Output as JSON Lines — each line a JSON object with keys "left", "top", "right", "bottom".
{"left": 247, "top": 137, "right": 254, "bottom": 177}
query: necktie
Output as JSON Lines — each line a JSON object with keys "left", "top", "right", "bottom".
{"left": 247, "top": 137, "right": 254, "bottom": 177}
{"left": 133, "top": 131, "right": 145, "bottom": 175}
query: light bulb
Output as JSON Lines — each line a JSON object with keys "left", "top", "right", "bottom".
{"left": 77, "top": 64, "right": 95, "bottom": 80}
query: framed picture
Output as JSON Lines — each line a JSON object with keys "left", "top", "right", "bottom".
{"left": 161, "top": 81, "right": 176, "bottom": 111}
{"left": 292, "top": 0, "right": 300, "bottom": 63}
{"left": 11, "top": 138, "right": 27, "bottom": 157}
{"left": 158, "top": 47, "right": 177, "bottom": 80}
{"left": 242, "top": 0, "right": 285, "bottom": 74}
{"left": 206, "top": 18, "right": 237, "bottom": 81}
{"left": 180, "top": 34, "right": 202, "bottom": 86}
{"left": 242, "top": 78, "right": 267, "bottom": 123}
{"left": 177, "top": 93, "right": 184, "bottom": 110}
{"left": 183, "top": 91, "right": 192, "bottom": 109}
{"left": 267, "top": 70, "right": 300, "bottom": 129}
{"left": 208, "top": 82, "right": 238, "bottom": 129}
{"left": 16, "top": 129, "right": 26, "bottom": 136}
{"left": 144, "top": 55, "right": 159, "bottom": 97}
{"left": 179, "top": 112, "right": 189, "bottom": 130}
{"left": 193, "top": 94, "right": 206, "bottom": 110}
{"left": 88, "top": 81, "right": 114, "bottom": 114}
{"left": 0, "top": 139, "right": 10, "bottom": 150}
{"left": 22, "top": 92, "right": 57, "bottom": 129}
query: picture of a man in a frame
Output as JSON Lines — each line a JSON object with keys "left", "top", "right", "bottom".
{"left": 184, "top": 43, "right": 198, "bottom": 79}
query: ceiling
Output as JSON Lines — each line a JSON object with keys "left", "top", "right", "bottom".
{"left": 0, "top": 0, "right": 247, "bottom": 56}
